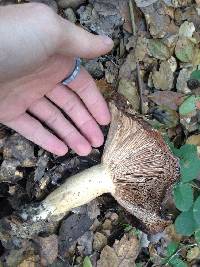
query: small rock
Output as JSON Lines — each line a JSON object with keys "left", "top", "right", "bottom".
{"left": 109, "top": 213, "right": 119, "bottom": 222}
{"left": 93, "top": 232, "right": 107, "bottom": 251}
{"left": 148, "top": 39, "right": 170, "bottom": 60}
{"left": 64, "top": 8, "right": 77, "bottom": 23}
{"left": 83, "top": 59, "right": 104, "bottom": 79}
{"left": 90, "top": 218, "right": 101, "bottom": 232}
{"left": 176, "top": 68, "right": 193, "bottom": 94}
{"left": 135, "top": 36, "right": 148, "bottom": 61}
{"left": 58, "top": 213, "right": 93, "bottom": 257}
{"left": 118, "top": 79, "right": 140, "bottom": 111}
{"left": 179, "top": 21, "right": 195, "bottom": 38}
{"left": 102, "top": 219, "right": 112, "bottom": 231}
{"left": 78, "top": 231, "right": 93, "bottom": 255}
{"left": 119, "top": 51, "right": 136, "bottom": 80}
{"left": 87, "top": 199, "right": 100, "bottom": 219}
{"left": 175, "top": 37, "right": 195, "bottom": 63}
{"left": 102, "top": 230, "right": 111, "bottom": 237}
{"left": 57, "top": 0, "right": 85, "bottom": 9}
{"left": 105, "top": 61, "right": 119, "bottom": 85}
{"left": 152, "top": 60, "right": 174, "bottom": 90}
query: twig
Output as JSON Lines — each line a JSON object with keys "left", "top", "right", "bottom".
{"left": 128, "top": 0, "right": 136, "bottom": 35}
{"left": 136, "top": 62, "right": 145, "bottom": 114}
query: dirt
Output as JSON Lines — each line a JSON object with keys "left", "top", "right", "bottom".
{"left": 0, "top": 0, "right": 200, "bottom": 266}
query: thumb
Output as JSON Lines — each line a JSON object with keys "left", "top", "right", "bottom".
{"left": 57, "top": 18, "right": 114, "bottom": 59}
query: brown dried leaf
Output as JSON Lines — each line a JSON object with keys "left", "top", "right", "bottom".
{"left": 18, "top": 255, "right": 39, "bottom": 267}
{"left": 96, "top": 79, "right": 114, "bottom": 99}
{"left": 36, "top": 234, "right": 58, "bottom": 266}
{"left": 3, "top": 133, "right": 36, "bottom": 167}
{"left": 97, "top": 233, "right": 140, "bottom": 267}
{"left": 148, "top": 91, "right": 185, "bottom": 110}
{"left": 186, "top": 134, "right": 200, "bottom": 146}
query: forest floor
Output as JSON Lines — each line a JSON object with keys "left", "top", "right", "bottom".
{"left": 0, "top": 0, "right": 200, "bottom": 266}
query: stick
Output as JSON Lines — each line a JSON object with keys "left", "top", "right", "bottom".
{"left": 136, "top": 62, "right": 144, "bottom": 114}
{"left": 129, "top": 0, "right": 136, "bottom": 35}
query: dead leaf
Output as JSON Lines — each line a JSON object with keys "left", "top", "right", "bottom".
{"left": 152, "top": 60, "right": 174, "bottom": 90}
{"left": 97, "top": 233, "right": 140, "bottom": 267}
{"left": 118, "top": 79, "right": 140, "bottom": 111}
{"left": 186, "top": 134, "right": 200, "bottom": 145}
{"left": 36, "top": 234, "right": 58, "bottom": 266}
{"left": 96, "top": 79, "right": 114, "bottom": 99}
{"left": 18, "top": 255, "right": 39, "bottom": 267}
{"left": 148, "top": 91, "right": 185, "bottom": 110}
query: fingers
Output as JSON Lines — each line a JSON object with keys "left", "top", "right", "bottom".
{"left": 46, "top": 85, "right": 104, "bottom": 147}
{"left": 57, "top": 18, "right": 114, "bottom": 59}
{"left": 28, "top": 98, "right": 92, "bottom": 156}
{"left": 4, "top": 113, "right": 68, "bottom": 156}
{"left": 66, "top": 67, "right": 111, "bottom": 125}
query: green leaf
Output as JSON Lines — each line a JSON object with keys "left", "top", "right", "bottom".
{"left": 190, "top": 70, "right": 200, "bottom": 81}
{"left": 175, "top": 144, "right": 200, "bottom": 183}
{"left": 83, "top": 256, "right": 92, "bottom": 267}
{"left": 166, "top": 241, "right": 179, "bottom": 257}
{"left": 193, "top": 196, "right": 200, "bottom": 226}
{"left": 179, "top": 95, "right": 200, "bottom": 116}
{"left": 175, "top": 209, "right": 196, "bottom": 236}
{"left": 194, "top": 229, "right": 200, "bottom": 244}
{"left": 169, "top": 257, "right": 188, "bottom": 267}
{"left": 165, "top": 137, "right": 200, "bottom": 183}
{"left": 148, "top": 39, "right": 170, "bottom": 60}
{"left": 173, "top": 183, "right": 193, "bottom": 211}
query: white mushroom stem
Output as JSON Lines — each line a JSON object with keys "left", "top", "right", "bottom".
{"left": 31, "top": 164, "right": 114, "bottom": 222}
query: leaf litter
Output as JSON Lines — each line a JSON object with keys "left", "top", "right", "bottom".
{"left": 1, "top": 0, "right": 200, "bottom": 266}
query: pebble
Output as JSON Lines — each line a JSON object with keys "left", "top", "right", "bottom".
{"left": 57, "top": 0, "right": 85, "bottom": 9}
{"left": 102, "top": 219, "right": 112, "bottom": 231}
{"left": 102, "top": 230, "right": 111, "bottom": 237}
{"left": 90, "top": 218, "right": 101, "bottom": 232}
{"left": 93, "top": 232, "right": 107, "bottom": 251}
{"left": 64, "top": 8, "right": 77, "bottom": 23}
{"left": 110, "top": 213, "right": 119, "bottom": 222}
{"left": 176, "top": 68, "right": 193, "bottom": 94}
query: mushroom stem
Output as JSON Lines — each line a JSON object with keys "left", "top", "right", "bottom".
{"left": 31, "top": 164, "right": 114, "bottom": 222}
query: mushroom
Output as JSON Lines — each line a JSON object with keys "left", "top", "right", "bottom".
{"left": 21, "top": 101, "right": 180, "bottom": 234}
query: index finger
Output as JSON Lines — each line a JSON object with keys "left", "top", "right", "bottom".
{"left": 65, "top": 67, "right": 111, "bottom": 125}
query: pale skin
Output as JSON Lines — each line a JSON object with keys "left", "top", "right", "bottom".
{"left": 0, "top": 3, "right": 114, "bottom": 156}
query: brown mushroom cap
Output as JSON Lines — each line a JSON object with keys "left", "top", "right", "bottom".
{"left": 103, "top": 102, "right": 180, "bottom": 233}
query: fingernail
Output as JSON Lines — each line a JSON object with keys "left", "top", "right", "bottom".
{"left": 100, "top": 35, "right": 114, "bottom": 46}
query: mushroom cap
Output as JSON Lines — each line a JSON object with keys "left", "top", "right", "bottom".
{"left": 102, "top": 102, "right": 180, "bottom": 233}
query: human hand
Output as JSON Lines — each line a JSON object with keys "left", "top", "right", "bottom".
{"left": 0, "top": 3, "right": 114, "bottom": 156}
